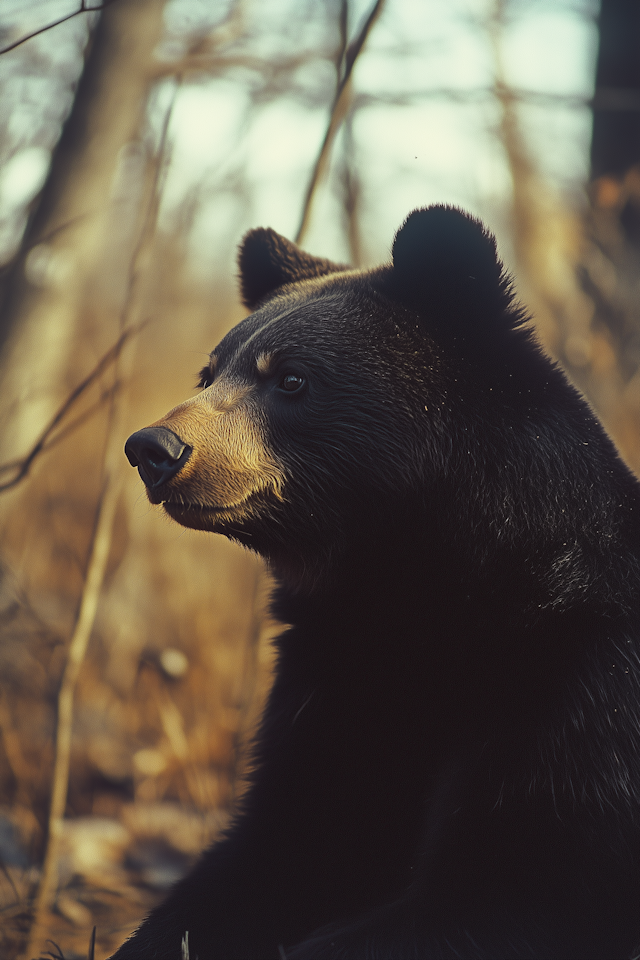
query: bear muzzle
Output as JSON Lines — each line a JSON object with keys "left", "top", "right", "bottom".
{"left": 125, "top": 426, "right": 192, "bottom": 491}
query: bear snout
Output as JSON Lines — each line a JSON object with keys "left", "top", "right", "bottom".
{"left": 125, "top": 426, "right": 192, "bottom": 490}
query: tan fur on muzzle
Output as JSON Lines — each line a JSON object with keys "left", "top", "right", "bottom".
{"left": 149, "top": 380, "right": 285, "bottom": 514}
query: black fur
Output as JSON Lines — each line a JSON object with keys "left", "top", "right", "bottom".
{"left": 238, "top": 227, "right": 347, "bottom": 310}
{"left": 115, "top": 206, "right": 640, "bottom": 959}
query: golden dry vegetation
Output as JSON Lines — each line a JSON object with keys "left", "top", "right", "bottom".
{"left": 0, "top": 1, "right": 638, "bottom": 958}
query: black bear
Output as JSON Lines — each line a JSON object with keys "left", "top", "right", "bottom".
{"left": 119, "top": 206, "right": 640, "bottom": 959}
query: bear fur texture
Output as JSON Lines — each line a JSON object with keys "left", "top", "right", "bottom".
{"left": 118, "top": 206, "right": 640, "bottom": 959}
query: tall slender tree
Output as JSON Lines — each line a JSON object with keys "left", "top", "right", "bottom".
{"left": 591, "top": 0, "right": 640, "bottom": 184}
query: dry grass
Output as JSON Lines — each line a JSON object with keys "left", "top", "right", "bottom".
{"left": 0, "top": 239, "right": 278, "bottom": 957}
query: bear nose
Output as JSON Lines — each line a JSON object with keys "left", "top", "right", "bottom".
{"left": 125, "top": 426, "right": 192, "bottom": 489}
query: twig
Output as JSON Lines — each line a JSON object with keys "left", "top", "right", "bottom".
{"left": 38, "top": 940, "right": 65, "bottom": 960}
{"left": 88, "top": 925, "right": 96, "bottom": 960}
{"left": 0, "top": 855, "right": 19, "bottom": 904}
{"left": 340, "top": 111, "right": 362, "bottom": 265}
{"left": 38, "top": 381, "right": 121, "bottom": 449}
{"left": 25, "top": 438, "right": 122, "bottom": 957}
{"left": 0, "top": 324, "right": 142, "bottom": 493}
{"left": 0, "top": 691, "right": 33, "bottom": 790}
{"left": 0, "top": 0, "right": 119, "bottom": 56}
{"left": 295, "top": 0, "right": 387, "bottom": 245}
{"left": 488, "top": 0, "right": 539, "bottom": 271}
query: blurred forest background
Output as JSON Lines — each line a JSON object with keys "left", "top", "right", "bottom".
{"left": 0, "top": 0, "right": 639, "bottom": 956}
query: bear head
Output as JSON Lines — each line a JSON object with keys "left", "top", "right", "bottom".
{"left": 126, "top": 206, "right": 598, "bottom": 593}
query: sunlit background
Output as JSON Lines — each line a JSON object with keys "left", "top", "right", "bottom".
{"left": 0, "top": 0, "right": 599, "bottom": 271}
{"left": 0, "top": 0, "right": 638, "bottom": 957}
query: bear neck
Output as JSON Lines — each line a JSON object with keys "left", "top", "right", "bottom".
{"left": 269, "top": 475, "right": 640, "bottom": 738}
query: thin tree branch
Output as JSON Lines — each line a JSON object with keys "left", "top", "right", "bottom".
{"left": 349, "top": 86, "right": 612, "bottom": 110}
{"left": 337, "top": 0, "right": 349, "bottom": 85}
{"left": 23, "top": 69, "right": 183, "bottom": 960}
{"left": 295, "top": 0, "right": 387, "bottom": 245}
{"left": 0, "top": 0, "right": 119, "bottom": 56}
{"left": 0, "top": 323, "right": 143, "bottom": 493}
{"left": 42, "top": 382, "right": 121, "bottom": 449}
{"left": 24, "top": 452, "right": 122, "bottom": 957}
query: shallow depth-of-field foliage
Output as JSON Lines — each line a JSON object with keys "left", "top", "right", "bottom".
{"left": 0, "top": 0, "right": 638, "bottom": 957}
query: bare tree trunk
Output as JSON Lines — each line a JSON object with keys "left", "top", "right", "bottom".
{"left": 591, "top": 0, "right": 640, "bottom": 184}
{"left": 0, "top": 10, "right": 103, "bottom": 355}
{"left": 490, "top": 0, "right": 640, "bottom": 473}
{"left": 0, "top": 2, "right": 169, "bottom": 952}
{"left": 0, "top": 0, "right": 166, "bottom": 461}
{"left": 576, "top": 0, "right": 640, "bottom": 468}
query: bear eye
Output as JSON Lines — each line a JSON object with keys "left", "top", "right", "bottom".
{"left": 279, "top": 374, "right": 305, "bottom": 393}
{"left": 197, "top": 366, "right": 215, "bottom": 389}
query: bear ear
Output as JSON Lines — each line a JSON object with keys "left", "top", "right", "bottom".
{"left": 238, "top": 228, "right": 347, "bottom": 309}
{"left": 391, "top": 206, "right": 509, "bottom": 328}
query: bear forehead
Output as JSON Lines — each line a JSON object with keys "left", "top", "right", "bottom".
{"left": 213, "top": 281, "right": 401, "bottom": 368}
